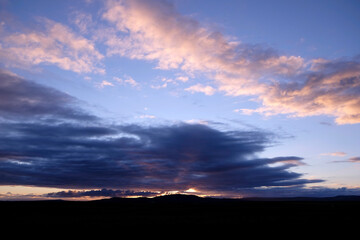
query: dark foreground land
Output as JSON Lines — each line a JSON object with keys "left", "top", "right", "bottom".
{"left": 2, "top": 194, "right": 360, "bottom": 227}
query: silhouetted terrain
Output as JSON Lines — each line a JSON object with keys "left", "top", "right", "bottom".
{"left": 2, "top": 194, "right": 360, "bottom": 227}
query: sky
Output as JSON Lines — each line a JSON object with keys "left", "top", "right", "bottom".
{"left": 0, "top": 0, "right": 359, "bottom": 200}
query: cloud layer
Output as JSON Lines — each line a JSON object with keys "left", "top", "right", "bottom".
{"left": 0, "top": 70, "right": 322, "bottom": 196}
{"left": 0, "top": 0, "right": 359, "bottom": 124}
{"left": 101, "top": 0, "right": 360, "bottom": 124}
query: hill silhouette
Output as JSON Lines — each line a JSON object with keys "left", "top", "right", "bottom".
{"left": 97, "top": 193, "right": 360, "bottom": 202}
{"left": 97, "top": 193, "right": 205, "bottom": 203}
{"left": 154, "top": 193, "right": 204, "bottom": 202}
{"left": 1, "top": 194, "right": 360, "bottom": 227}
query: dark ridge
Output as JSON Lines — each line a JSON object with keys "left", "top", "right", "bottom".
{"left": 93, "top": 194, "right": 360, "bottom": 203}
{"left": 1, "top": 194, "right": 360, "bottom": 228}
{"left": 94, "top": 196, "right": 150, "bottom": 203}
{"left": 153, "top": 193, "right": 204, "bottom": 202}
{"left": 93, "top": 194, "right": 205, "bottom": 203}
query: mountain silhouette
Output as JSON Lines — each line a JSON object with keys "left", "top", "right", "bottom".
{"left": 2, "top": 194, "right": 360, "bottom": 227}
{"left": 153, "top": 194, "right": 204, "bottom": 202}
{"left": 97, "top": 194, "right": 360, "bottom": 203}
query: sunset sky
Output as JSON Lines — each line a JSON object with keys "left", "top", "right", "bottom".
{"left": 0, "top": 0, "right": 359, "bottom": 199}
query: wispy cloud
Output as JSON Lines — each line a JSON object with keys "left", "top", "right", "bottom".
{"left": 98, "top": 80, "right": 114, "bottom": 88}
{"left": 113, "top": 75, "right": 139, "bottom": 87}
{"left": 137, "top": 114, "right": 156, "bottom": 119}
{"left": 321, "top": 152, "right": 347, "bottom": 157}
{"left": 348, "top": 157, "right": 360, "bottom": 163}
{"left": 176, "top": 76, "right": 189, "bottom": 82}
{"left": 185, "top": 84, "right": 216, "bottom": 96}
{"left": 0, "top": 18, "right": 104, "bottom": 74}
{"left": 331, "top": 156, "right": 360, "bottom": 164}
{"left": 247, "top": 58, "right": 360, "bottom": 124}
{"left": 1, "top": 0, "right": 359, "bottom": 124}
{"left": 185, "top": 119, "right": 209, "bottom": 125}
{"left": 102, "top": 0, "right": 360, "bottom": 124}
{"left": 69, "top": 10, "right": 93, "bottom": 34}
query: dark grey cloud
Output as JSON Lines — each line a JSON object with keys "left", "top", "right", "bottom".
{"left": 332, "top": 156, "right": 360, "bottom": 164}
{"left": 349, "top": 157, "right": 360, "bottom": 162}
{"left": 0, "top": 120, "right": 322, "bottom": 193}
{"left": 0, "top": 69, "right": 323, "bottom": 196}
{"left": 0, "top": 69, "right": 96, "bottom": 120}
{"left": 45, "top": 188, "right": 159, "bottom": 198}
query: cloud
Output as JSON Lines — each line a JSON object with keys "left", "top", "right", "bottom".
{"left": 331, "top": 156, "right": 360, "bottom": 164}
{"left": 348, "top": 157, "right": 360, "bottom": 163}
{"left": 101, "top": 0, "right": 360, "bottom": 124}
{"left": 0, "top": 122, "right": 322, "bottom": 193}
{"left": 150, "top": 77, "right": 177, "bottom": 89}
{"left": 321, "top": 152, "right": 347, "bottom": 157}
{"left": 185, "top": 119, "right": 209, "bottom": 125}
{"left": 14, "top": 122, "right": 320, "bottom": 192}
{"left": 98, "top": 80, "right": 115, "bottom": 88}
{"left": 176, "top": 76, "right": 189, "bottom": 82}
{"left": 185, "top": 84, "right": 216, "bottom": 96}
{"left": 45, "top": 186, "right": 360, "bottom": 199}
{"left": 0, "top": 0, "right": 358, "bottom": 123}
{"left": 103, "top": 0, "right": 230, "bottom": 72}
{"left": 0, "top": 18, "right": 104, "bottom": 73}
{"left": 0, "top": 69, "right": 96, "bottom": 120}
{"left": 113, "top": 75, "right": 139, "bottom": 87}
{"left": 0, "top": 70, "right": 324, "bottom": 196}
{"left": 1, "top": 0, "right": 358, "bottom": 124}
{"left": 69, "top": 11, "right": 93, "bottom": 34}
{"left": 247, "top": 58, "right": 360, "bottom": 124}
{"left": 46, "top": 188, "right": 159, "bottom": 198}
{"left": 320, "top": 121, "right": 332, "bottom": 126}
{"left": 0, "top": 71, "right": 322, "bottom": 194}
{"left": 138, "top": 114, "right": 156, "bottom": 119}
{"left": 102, "top": 0, "right": 304, "bottom": 75}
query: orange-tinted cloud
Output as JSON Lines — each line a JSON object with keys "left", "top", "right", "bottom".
{"left": 247, "top": 59, "right": 360, "bottom": 124}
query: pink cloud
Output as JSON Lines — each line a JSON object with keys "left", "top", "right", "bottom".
{"left": 98, "top": 80, "right": 114, "bottom": 88}
{"left": 102, "top": 0, "right": 304, "bottom": 77}
{"left": 247, "top": 59, "right": 360, "bottom": 124}
{"left": 101, "top": 0, "right": 360, "bottom": 124}
{"left": 185, "top": 84, "right": 216, "bottom": 96}
{"left": 113, "top": 75, "right": 139, "bottom": 87}
{"left": 0, "top": 18, "right": 104, "bottom": 74}
{"left": 4, "top": 0, "right": 356, "bottom": 124}
{"left": 321, "top": 152, "right": 347, "bottom": 157}
{"left": 102, "top": 0, "right": 237, "bottom": 73}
